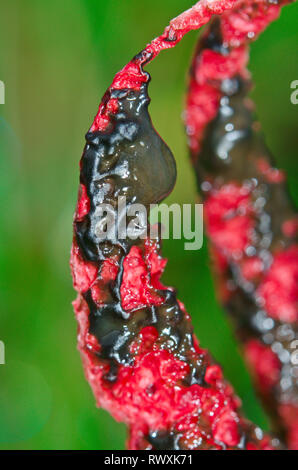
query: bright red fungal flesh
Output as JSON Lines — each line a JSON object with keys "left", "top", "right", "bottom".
{"left": 70, "top": 0, "right": 294, "bottom": 450}
{"left": 245, "top": 340, "right": 282, "bottom": 393}
{"left": 257, "top": 246, "right": 298, "bottom": 324}
{"left": 185, "top": 0, "right": 297, "bottom": 449}
{"left": 120, "top": 246, "right": 164, "bottom": 311}
{"left": 204, "top": 183, "right": 255, "bottom": 258}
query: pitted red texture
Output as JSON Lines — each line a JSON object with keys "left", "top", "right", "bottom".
{"left": 72, "top": 236, "right": 280, "bottom": 449}
{"left": 204, "top": 183, "right": 255, "bottom": 259}
{"left": 71, "top": 0, "right": 292, "bottom": 450}
{"left": 120, "top": 245, "right": 164, "bottom": 311}
{"left": 90, "top": 0, "right": 288, "bottom": 137}
{"left": 185, "top": 0, "right": 287, "bottom": 155}
{"left": 220, "top": 1, "right": 282, "bottom": 46}
{"left": 90, "top": 0, "right": 265, "bottom": 134}
{"left": 70, "top": 239, "right": 98, "bottom": 293}
{"left": 91, "top": 96, "right": 119, "bottom": 133}
{"left": 144, "top": 238, "right": 168, "bottom": 291}
{"left": 74, "top": 295, "right": 259, "bottom": 450}
{"left": 186, "top": 47, "right": 248, "bottom": 154}
{"left": 257, "top": 246, "right": 298, "bottom": 323}
{"left": 76, "top": 184, "right": 90, "bottom": 221}
{"left": 186, "top": 82, "right": 221, "bottom": 154}
{"left": 100, "top": 257, "right": 119, "bottom": 283}
{"left": 88, "top": 257, "right": 120, "bottom": 307}
{"left": 244, "top": 339, "right": 281, "bottom": 394}
{"left": 196, "top": 47, "right": 248, "bottom": 83}
{"left": 184, "top": 0, "right": 294, "bottom": 449}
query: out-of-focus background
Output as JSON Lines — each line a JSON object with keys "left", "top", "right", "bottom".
{"left": 0, "top": 0, "right": 297, "bottom": 450}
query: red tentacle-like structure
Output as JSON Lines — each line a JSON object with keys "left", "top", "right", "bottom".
{"left": 185, "top": 1, "right": 297, "bottom": 449}
{"left": 71, "top": 0, "right": 290, "bottom": 450}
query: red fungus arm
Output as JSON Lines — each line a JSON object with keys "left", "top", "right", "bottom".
{"left": 185, "top": 0, "right": 297, "bottom": 449}
{"left": 70, "top": 0, "right": 287, "bottom": 450}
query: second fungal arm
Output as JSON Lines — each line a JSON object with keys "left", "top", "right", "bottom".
{"left": 185, "top": 0, "right": 297, "bottom": 449}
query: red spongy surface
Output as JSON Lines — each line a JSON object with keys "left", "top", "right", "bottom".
{"left": 185, "top": 0, "right": 297, "bottom": 450}
{"left": 72, "top": 240, "right": 277, "bottom": 450}
{"left": 70, "top": 0, "right": 292, "bottom": 450}
{"left": 204, "top": 183, "right": 255, "bottom": 259}
{"left": 91, "top": 0, "right": 246, "bottom": 133}
{"left": 257, "top": 246, "right": 298, "bottom": 324}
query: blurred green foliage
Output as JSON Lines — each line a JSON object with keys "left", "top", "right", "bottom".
{"left": 0, "top": 0, "right": 297, "bottom": 450}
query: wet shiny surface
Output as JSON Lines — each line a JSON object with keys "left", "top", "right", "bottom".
{"left": 76, "top": 84, "right": 176, "bottom": 262}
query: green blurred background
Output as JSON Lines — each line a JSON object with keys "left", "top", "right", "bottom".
{"left": 0, "top": 0, "right": 297, "bottom": 450}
